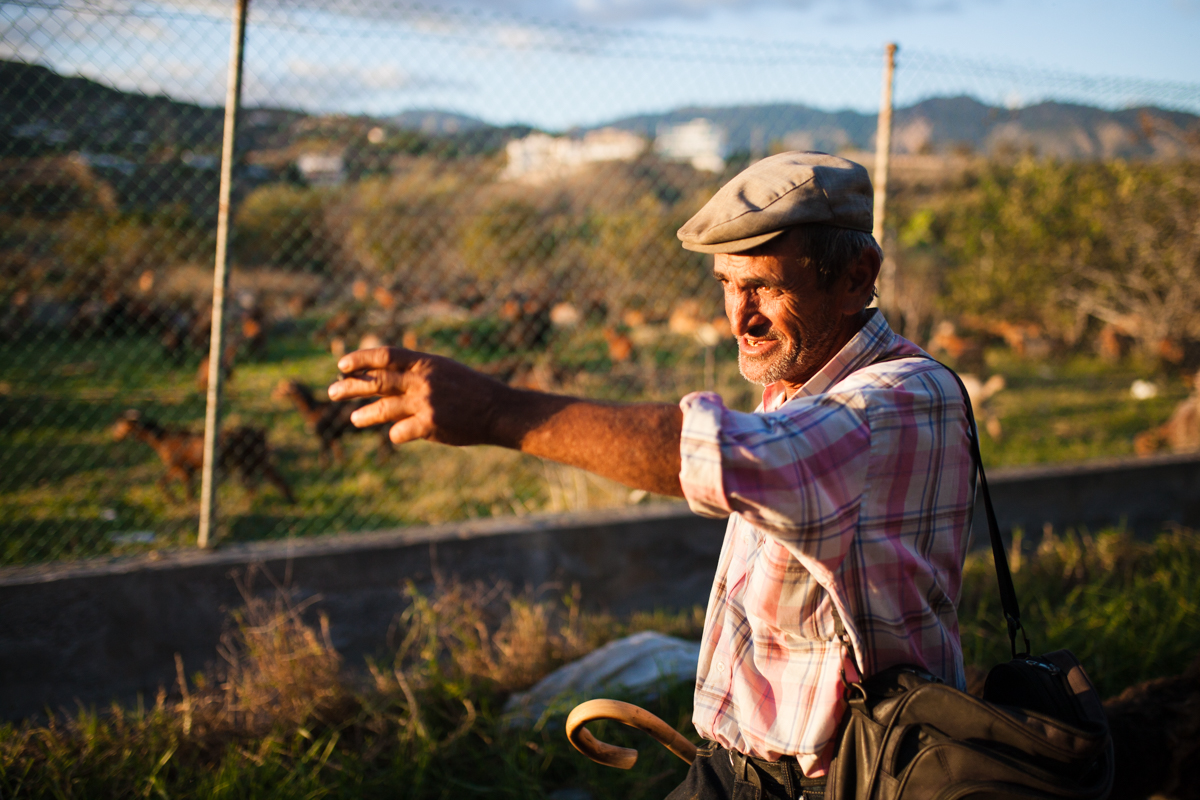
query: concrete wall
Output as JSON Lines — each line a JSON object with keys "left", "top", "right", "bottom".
{"left": 0, "top": 504, "right": 727, "bottom": 721}
{"left": 2, "top": 451, "right": 1198, "bottom": 721}
{"left": 977, "top": 451, "right": 1200, "bottom": 540}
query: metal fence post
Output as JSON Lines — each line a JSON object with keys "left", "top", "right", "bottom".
{"left": 198, "top": 0, "right": 250, "bottom": 549}
{"left": 873, "top": 42, "right": 898, "bottom": 314}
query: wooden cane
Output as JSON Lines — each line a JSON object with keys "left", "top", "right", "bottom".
{"left": 566, "top": 699, "right": 698, "bottom": 769}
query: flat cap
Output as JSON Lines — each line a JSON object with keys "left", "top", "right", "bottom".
{"left": 677, "top": 151, "right": 873, "bottom": 254}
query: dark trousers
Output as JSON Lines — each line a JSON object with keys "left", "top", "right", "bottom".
{"left": 664, "top": 742, "right": 827, "bottom": 800}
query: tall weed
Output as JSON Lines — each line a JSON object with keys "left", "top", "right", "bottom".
{"left": 960, "top": 526, "right": 1200, "bottom": 696}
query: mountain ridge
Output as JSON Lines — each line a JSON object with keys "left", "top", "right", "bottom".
{"left": 3, "top": 59, "right": 1197, "bottom": 162}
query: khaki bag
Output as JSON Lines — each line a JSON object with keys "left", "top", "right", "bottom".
{"left": 827, "top": 362, "right": 1114, "bottom": 800}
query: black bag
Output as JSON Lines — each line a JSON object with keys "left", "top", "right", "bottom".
{"left": 826, "top": 365, "right": 1115, "bottom": 800}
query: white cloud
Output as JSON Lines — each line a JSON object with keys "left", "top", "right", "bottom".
{"left": 0, "top": 38, "right": 43, "bottom": 64}
{"left": 400, "top": 0, "right": 979, "bottom": 24}
{"left": 241, "top": 58, "right": 473, "bottom": 110}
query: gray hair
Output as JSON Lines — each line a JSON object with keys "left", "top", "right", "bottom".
{"left": 782, "top": 224, "right": 882, "bottom": 293}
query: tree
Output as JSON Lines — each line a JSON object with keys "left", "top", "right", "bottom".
{"left": 929, "top": 157, "right": 1200, "bottom": 361}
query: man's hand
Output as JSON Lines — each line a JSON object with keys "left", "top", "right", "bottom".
{"left": 328, "top": 347, "right": 511, "bottom": 447}
{"left": 326, "top": 346, "right": 685, "bottom": 497}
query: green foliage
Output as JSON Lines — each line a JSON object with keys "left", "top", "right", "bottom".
{"left": 938, "top": 158, "right": 1083, "bottom": 325}
{"left": 332, "top": 165, "right": 471, "bottom": 277}
{"left": 461, "top": 198, "right": 567, "bottom": 282}
{"left": 904, "top": 157, "right": 1200, "bottom": 352}
{"left": 457, "top": 175, "right": 711, "bottom": 314}
{"left": 0, "top": 205, "right": 209, "bottom": 297}
{"left": 235, "top": 184, "right": 336, "bottom": 272}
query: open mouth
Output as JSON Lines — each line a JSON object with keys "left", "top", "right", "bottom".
{"left": 739, "top": 333, "right": 782, "bottom": 358}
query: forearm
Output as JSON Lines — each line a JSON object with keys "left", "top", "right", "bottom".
{"left": 328, "top": 348, "right": 684, "bottom": 496}
{"left": 490, "top": 388, "right": 684, "bottom": 497}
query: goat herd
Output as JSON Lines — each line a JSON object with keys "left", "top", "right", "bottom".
{"left": 111, "top": 378, "right": 394, "bottom": 506}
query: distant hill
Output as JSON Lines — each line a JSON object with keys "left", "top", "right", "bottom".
{"left": 600, "top": 96, "right": 1200, "bottom": 160}
{"left": 3, "top": 58, "right": 1196, "bottom": 168}
{"left": 0, "top": 60, "right": 226, "bottom": 157}
{"left": 388, "top": 109, "right": 491, "bottom": 135}
{"left": 600, "top": 104, "right": 875, "bottom": 156}
{"left": 0, "top": 60, "right": 529, "bottom": 164}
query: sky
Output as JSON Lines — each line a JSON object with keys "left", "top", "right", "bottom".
{"left": 444, "top": 0, "right": 1200, "bottom": 88}
{"left": 3, "top": 0, "right": 1199, "bottom": 130}
{"left": 567, "top": 0, "right": 1200, "bottom": 87}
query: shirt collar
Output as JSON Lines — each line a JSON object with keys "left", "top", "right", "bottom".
{"left": 762, "top": 309, "right": 897, "bottom": 412}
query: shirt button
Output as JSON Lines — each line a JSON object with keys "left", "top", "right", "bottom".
{"left": 716, "top": 661, "right": 726, "bottom": 672}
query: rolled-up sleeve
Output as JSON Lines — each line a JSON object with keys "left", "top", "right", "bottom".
{"left": 679, "top": 390, "right": 873, "bottom": 562}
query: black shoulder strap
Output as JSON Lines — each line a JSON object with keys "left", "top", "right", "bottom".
{"left": 872, "top": 354, "right": 1030, "bottom": 659}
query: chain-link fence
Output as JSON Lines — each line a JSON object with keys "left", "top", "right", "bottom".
{"left": 3, "top": 0, "right": 1199, "bottom": 565}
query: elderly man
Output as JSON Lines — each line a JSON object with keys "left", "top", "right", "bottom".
{"left": 329, "top": 152, "right": 974, "bottom": 800}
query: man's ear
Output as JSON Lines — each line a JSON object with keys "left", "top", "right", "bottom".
{"left": 838, "top": 246, "right": 882, "bottom": 315}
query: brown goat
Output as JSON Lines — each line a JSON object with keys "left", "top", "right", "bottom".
{"left": 195, "top": 340, "right": 239, "bottom": 394}
{"left": 1134, "top": 371, "right": 1200, "bottom": 456}
{"left": 272, "top": 380, "right": 393, "bottom": 465}
{"left": 112, "top": 410, "right": 294, "bottom": 503}
{"left": 602, "top": 326, "right": 634, "bottom": 363}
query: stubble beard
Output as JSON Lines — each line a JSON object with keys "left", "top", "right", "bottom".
{"left": 738, "top": 333, "right": 803, "bottom": 386}
{"left": 737, "top": 304, "right": 844, "bottom": 387}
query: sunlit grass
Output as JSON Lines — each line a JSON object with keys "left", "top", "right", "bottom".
{"left": 976, "top": 350, "right": 1190, "bottom": 467}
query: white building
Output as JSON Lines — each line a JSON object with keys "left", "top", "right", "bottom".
{"left": 296, "top": 152, "right": 346, "bottom": 186}
{"left": 501, "top": 127, "right": 646, "bottom": 182}
{"left": 654, "top": 118, "right": 728, "bottom": 173}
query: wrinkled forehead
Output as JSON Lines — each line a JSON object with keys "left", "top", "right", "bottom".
{"left": 712, "top": 250, "right": 806, "bottom": 288}
{"left": 713, "top": 230, "right": 810, "bottom": 280}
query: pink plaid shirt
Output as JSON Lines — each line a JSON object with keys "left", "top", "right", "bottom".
{"left": 678, "top": 310, "right": 974, "bottom": 776}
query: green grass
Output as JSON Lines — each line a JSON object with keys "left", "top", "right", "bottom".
{"left": 0, "top": 324, "right": 1191, "bottom": 566}
{"left": 976, "top": 350, "right": 1191, "bottom": 468}
{"left": 2, "top": 527, "right": 1197, "bottom": 799}
{"left": 0, "top": 322, "right": 745, "bottom": 566}
{"left": 959, "top": 525, "right": 1200, "bottom": 698}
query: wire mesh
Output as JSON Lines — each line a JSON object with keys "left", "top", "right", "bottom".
{"left": 2, "top": 0, "right": 1199, "bottom": 565}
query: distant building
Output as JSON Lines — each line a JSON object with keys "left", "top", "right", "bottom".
{"left": 13, "top": 120, "right": 71, "bottom": 145}
{"left": 71, "top": 151, "right": 136, "bottom": 176}
{"left": 296, "top": 152, "right": 346, "bottom": 187}
{"left": 654, "top": 118, "right": 728, "bottom": 172}
{"left": 501, "top": 127, "right": 646, "bottom": 182}
{"left": 181, "top": 151, "right": 219, "bottom": 170}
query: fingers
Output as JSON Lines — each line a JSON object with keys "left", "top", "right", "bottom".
{"left": 329, "top": 367, "right": 411, "bottom": 402}
{"left": 329, "top": 348, "right": 429, "bottom": 401}
{"left": 389, "top": 417, "right": 432, "bottom": 444}
{"left": 348, "top": 395, "right": 423, "bottom": 429}
{"left": 336, "top": 346, "right": 413, "bottom": 375}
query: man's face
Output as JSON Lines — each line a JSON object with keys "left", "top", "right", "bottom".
{"left": 713, "top": 241, "right": 844, "bottom": 389}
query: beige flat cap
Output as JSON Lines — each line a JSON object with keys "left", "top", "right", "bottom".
{"left": 677, "top": 151, "right": 873, "bottom": 254}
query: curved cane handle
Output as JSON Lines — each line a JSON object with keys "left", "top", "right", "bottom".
{"left": 565, "top": 699, "right": 698, "bottom": 770}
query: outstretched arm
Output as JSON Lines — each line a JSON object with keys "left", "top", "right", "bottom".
{"left": 327, "top": 348, "right": 684, "bottom": 497}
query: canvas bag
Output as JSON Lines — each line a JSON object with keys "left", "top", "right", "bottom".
{"left": 825, "top": 361, "right": 1115, "bottom": 800}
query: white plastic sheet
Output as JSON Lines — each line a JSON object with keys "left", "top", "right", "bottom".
{"left": 503, "top": 631, "right": 701, "bottom": 727}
